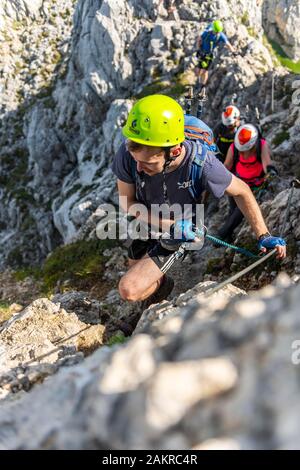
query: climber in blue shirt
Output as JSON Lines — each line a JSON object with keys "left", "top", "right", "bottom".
{"left": 196, "top": 20, "right": 236, "bottom": 91}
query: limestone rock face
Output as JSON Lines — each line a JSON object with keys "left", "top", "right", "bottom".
{"left": 0, "top": 1, "right": 299, "bottom": 450}
{"left": 263, "top": 0, "right": 300, "bottom": 60}
{"left": 0, "top": 276, "right": 299, "bottom": 449}
{"left": 0, "top": 0, "right": 43, "bottom": 25}
{"left": 0, "top": 0, "right": 291, "bottom": 267}
{"left": 0, "top": 297, "right": 105, "bottom": 399}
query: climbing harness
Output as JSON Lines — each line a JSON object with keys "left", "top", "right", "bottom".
{"left": 160, "top": 242, "right": 188, "bottom": 274}
{"left": 159, "top": 225, "right": 258, "bottom": 275}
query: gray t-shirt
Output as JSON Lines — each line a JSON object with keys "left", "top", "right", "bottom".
{"left": 111, "top": 140, "right": 232, "bottom": 208}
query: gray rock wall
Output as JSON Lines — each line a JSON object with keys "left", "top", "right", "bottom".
{"left": 263, "top": 0, "right": 300, "bottom": 60}
{"left": 0, "top": 0, "right": 285, "bottom": 267}
{"left": 0, "top": 275, "right": 299, "bottom": 449}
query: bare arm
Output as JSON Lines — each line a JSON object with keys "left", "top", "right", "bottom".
{"left": 117, "top": 180, "right": 173, "bottom": 232}
{"left": 225, "top": 175, "right": 286, "bottom": 258}
{"left": 261, "top": 141, "right": 272, "bottom": 173}
{"left": 226, "top": 42, "right": 235, "bottom": 53}
{"left": 225, "top": 175, "right": 268, "bottom": 238}
{"left": 224, "top": 145, "right": 234, "bottom": 170}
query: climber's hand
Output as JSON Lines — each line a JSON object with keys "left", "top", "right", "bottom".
{"left": 266, "top": 165, "right": 279, "bottom": 185}
{"left": 258, "top": 234, "right": 286, "bottom": 259}
{"left": 170, "top": 220, "right": 206, "bottom": 242}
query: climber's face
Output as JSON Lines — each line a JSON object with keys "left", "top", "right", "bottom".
{"left": 128, "top": 144, "right": 166, "bottom": 175}
{"left": 228, "top": 119, "right": 240, "bottom": 131}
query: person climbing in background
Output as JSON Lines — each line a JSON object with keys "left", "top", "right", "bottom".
{"left": 218, "top": 124, "right": 279, "bottom": 242}
{"left": 158, "top": 0, "right": 179, "bottom": 20}
{"left": 195, "top": 20, "right": 236, "bottom": 92}
{"left": 214, "top": 105, "right": 241, "bottom": 163}
{"left": 111, "top": 95, "right": 286, "bottom": 315}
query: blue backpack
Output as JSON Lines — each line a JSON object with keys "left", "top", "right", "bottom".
{"left": 183, "top": 114, "right": 218, "bottom": 200}
{"left": 184, "top": 114, "right": 218, "bottom": 153}
{"left": 130, "top": 114, "right": 216, "bottom": 202}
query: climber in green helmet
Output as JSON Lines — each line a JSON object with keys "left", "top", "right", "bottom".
{"left": 111, "top": 94, "right": 286, "bottom": 320}
{"left": 212, "top": 20, "right": 223, "bottom": 33}
{"left": 195, "top": 20, "right": 236, "bottom": 92}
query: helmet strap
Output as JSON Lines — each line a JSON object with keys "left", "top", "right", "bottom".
{"left": 163, "top": 145, "right": 181, "bottom": 171}
{"left": 162, "top": 146, "right": 182, "bottom": 205}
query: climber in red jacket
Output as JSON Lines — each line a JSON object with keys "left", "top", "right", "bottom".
{"left": 218, "top": 124, "right": 279, "bottom": 241}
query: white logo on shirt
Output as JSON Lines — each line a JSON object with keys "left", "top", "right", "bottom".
{"left": 178, "top": 180, "right": 193, "bottom": 189}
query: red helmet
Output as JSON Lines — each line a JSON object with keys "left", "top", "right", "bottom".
{"left": 235, "top": 124, "right": 259, "bottom": 151}
{"left": 222, "top": 105, "right": 240, "bottom": 127}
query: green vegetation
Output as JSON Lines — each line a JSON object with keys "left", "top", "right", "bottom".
{"left": 205, "top": 257, "right": 222, "bottom": 274}
{"left": 0, "top": 301, "right": 11, "bottom": 324}
{"left": 167, "top": 82, "right": 186, "bottom": 99}
{"left": 265, "top": 35, "right": 300, "bottom": 73}
{"left": 43, "top": 95, "right": 56, "bottom": 109}
{"left": 7, "top": 247, "right": 24, "bottom": 266}
{"left": 15, "top": 238, "right": 118, "bottom": 294}
{"left": 27, "top": 239, "right": 119, "bottom": 295}
{"left": 136, "top": 73, "right": 186, "bottom": 100}
{"left": 11, "top": 19, "right": 25, "bottom": 30}
{"left": 272, "top": 130, "right": 290, "bottom": 147}
{"left": 247, "top": 27, "right": 259, "bottom": 39}
{"left": 136, "top": 81, "right": 169, "bottom": 99}
{"left": 52, "top": 50, "right": 62, "bottom": 65}
{"left": 0, "top": 147, "right": 30, "bottom": 195}
{"left": 36, "top": 83, "right": 55, "bottom": 100}
{"left": 241, "top": 12, "right": 249, "bottom": 26}
{"left": 107, "top": 332, "right": 127, "bottom": 346}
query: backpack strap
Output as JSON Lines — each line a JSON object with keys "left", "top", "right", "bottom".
{"left": 130, "top": 156, "right": 137, "bottom": 181}
{"left": 184, "top": 125, "right": 215, "bottom": 146}
{"left": 256, "top": 137, "right": 262, "bottom": 162}
{"left": 187, "top": 141, "right": 208, "bottom": 201}
{"left": 130, "top": 141, "right": 207, "bottom": 203}
{"left": 232, "top": 144, "right": 239, "bottom": 173}
{"left": 130, "top": 157, "right": 148, "bottom": 204}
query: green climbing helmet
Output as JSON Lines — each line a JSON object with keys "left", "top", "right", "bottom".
{"left": 212, "top": 20, "right": 223, "bottom": 33}
{"left": 122, "top": 94, "right": 185, "bottom": 147}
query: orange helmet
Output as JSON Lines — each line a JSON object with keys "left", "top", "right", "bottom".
{"left": 235, "top": 124, "right": 259, "bottom": 151}
{"left": 222, "top": 105, "right": 240, "bottom": 127}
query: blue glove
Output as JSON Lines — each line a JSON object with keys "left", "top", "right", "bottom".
{"left": 171, "top": 220, "right": 197, "bottom": 242}
{"left": 258, "top": 234, "right": 286, "bottom": 251}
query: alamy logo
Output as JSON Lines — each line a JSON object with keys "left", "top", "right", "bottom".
{"left": 291, "top": 340, "right": 300, "bottom": 365}
{"left": 178, "top": 180, "right": 193, "bottom": 189}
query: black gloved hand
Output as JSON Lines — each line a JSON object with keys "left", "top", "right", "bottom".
{"left": 266, "top": 165, "right": 279, "bottom": 180}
